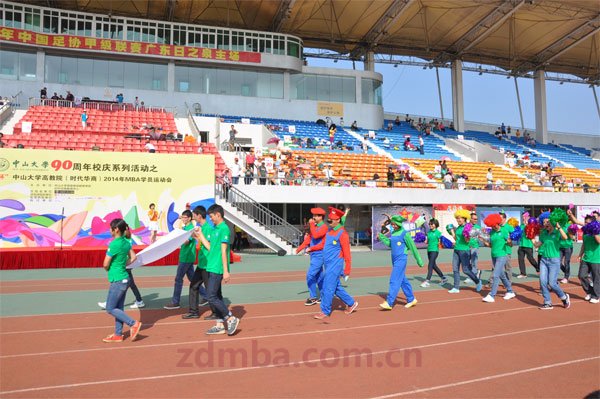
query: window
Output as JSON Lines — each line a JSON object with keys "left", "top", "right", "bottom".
{"left": 290, "top": 74, "right": 355, "bottom": 102}
{"left": 361, "top": 78, "right": 382, "bottom": 105}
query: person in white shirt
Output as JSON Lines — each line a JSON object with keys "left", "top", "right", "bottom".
{"left": 418, "top": 135, "right": 425, "bottom": 155}
{"left": 144, "top": 141, "right": 156, "bottom": 153}
{"left": 324, "top": 165, "right": 334, "bottom": 181}
{"left": 230, "top": 158, "right": 242, "bottom": 185}
{"left": 519, "top": 180, "right": 529, "bottom": 192}
{"left": 566, "top": 179, "right": 574, "bottom": 192}
{"left": 457, "top": 175, "right": 466, "bottom": 190}
{"left": 486, "top": 168, "right": 493, "bottom": 190}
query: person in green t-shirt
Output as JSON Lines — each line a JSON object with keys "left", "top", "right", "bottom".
{"left": 517, "top": 213, "right": 539, "bottom": 277}
{"left": 578, "top": 214, "right": 600, "bottom": 303}
{"left": 448, "top": 209, "right": 482, "bottom": 294}
{"left": 101, "top": 218, "right": 142, "bottom": 343}
{"left": 499, "top": 212, "right": 515, "bottom": 283}
{"left": 534, "top": 215, "right": 570, "bottom": 310}
{"left": 421, "top": 218, "right": 447, "bottom": 287}
{"left": 182, "top": 206, "right": 211, "bottom": 319}
{"left": 195, "top": 204, "right": 240, "bottom": 336}
{"left": 479, "top": 214, "right": 516, "bottom": 303}
{"left": 558, "top": 228, "right": 575, "bottom": 283}
{"left": 164, "top": 210, "right": 197, "bottom": 310}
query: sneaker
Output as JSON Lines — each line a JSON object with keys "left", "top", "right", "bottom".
{"left": 476, "top": 270, "right": 482, "bottom": 280}
{"left": 130, "top": 321, "right": 142, "bottom": 341}
{"left": 304, "top": 297, "right": 319, "bottom": 306}
{"left": 464, "top": 278, "right": 474, "bottom": 284}
{"left": 102, "top": 334, "right": 123, "bottom": 343}
{"left": 130, "top": 301, "right": 145, "bottom": 309}
{"left": 590, "top": 298, "right": 599, "bottom": 304}
{"left": 420, "top": 281, "right": 430, "bottom": 288}
{"left": 539, "top": 303, "right": 554, "bottom": 310}
{"left": 206, "top": 325, "right": 226, "bottom": 335}
{"left": 476, "top": 280, "right": 483, "bottom": 293}
{"left": 584, "top": 294, "right": 591, "bottom": 301}
{"left": 313, "top": 312, "right": 328, "bottom": 319}
{"left": 204, "top": 313, "right": 219, "bottom": 320}
{"left": 163, "top": 302, "right": 180, "bottom": 310}
{"left": 198, "top": 300, "right": 209, "bottom": 307}
{"left": 226, "top": 316, "right": 240, "bottom": 336}
{"left": 440, "top": 277, "right": 448, "bottom": 285}
{"left": 517, "top": 274, "right": 527, "bottom": 279}
{"left": 98, "top": 302, "right": 106, "bottom": 309}
{"left": 448, "top": 288, "right": 460, "bottom": 294}
{"left": 379, "top": 301, "right": 392, "bottom": 310}
{"left": 482, "top": 294, "right": 495, "bottom": 303}
{"left": 404, "top": 299, "right": 418, "bottom": 309}
{"left": 503, "top": 292, "right": 516, "bottom": 300}
{"left": 559, "top": 278, "right": 568, "bottom": 284}
{"left": 345, "top": 301, "right": 358, "bottom": 315}
{"left": 562, "top": 293, "right": 571, "bottom": 309}
{"left": 182, "top": 312, "right": 200, "bottom": 319}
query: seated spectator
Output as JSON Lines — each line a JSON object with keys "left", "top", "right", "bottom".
{"left": 144, "top": 141, "right": 156, "bottom": 153}
{"left": 519, "top": 180, "right": 529, "bottom": 192}
{"left": 394, "top": 116, "right": 400, "bottom": 126}
{"left": 51, "top": 92, "right": 59, "bottom": 100}
{"left": 443, "top": 173, "right": 453, "bottom": 189}
{"left": 383, "top": 137, "right": 390, "bottom": 149}
{"left": 494, "top": 178, "right": 504, "bottom": 191}
{"left": 405, "top": 114, "right": 411, "bottom": 122}
{"left": 439, "top": 122, "right": 445, "bottom": 132}
{"left": 515, "top": 129, "right": 521, "bottom": 138}
{"left": 369, "top": 130, "right": 376, "bottom": 139}
{"left": 387, "top": 122, "right": 393, "bottom": 131}
{"left": 386, "top": 167, "right": 395, "bottom": 188}
{"left": 457, "top": 175, "right": 466, "bottom": 190}
{"left": 449, "top": 121, "right": 455, "bottom": 130}
{"left": 65, "top": 91, "right": 74, "bottom": 102}
{"left": 403, "top": 137, "right": 416, "bottom": 151}
{"left": 351, "top": 121, "right": 359, "bottom": 131}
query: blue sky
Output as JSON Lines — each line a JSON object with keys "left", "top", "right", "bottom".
{"left": 307, "top": 57, "right": 600, "bottom": 136}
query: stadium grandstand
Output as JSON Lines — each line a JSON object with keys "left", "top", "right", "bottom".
{"left": 0, "top": 0, "right": 599, "bottom": 257}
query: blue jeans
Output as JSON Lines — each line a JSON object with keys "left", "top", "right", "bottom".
{"left": 452, "top": 250, "right": 478, "bottom": 289}
{"left": 539, "top": 257, "right": 566, "bottom": 305}
{"left": 106, "top": 280, "right": 136, "bottom": 336}
{"left": 172, "top": 262, "right": 195, "bottom": 305}
{"left": 470, "top": 248, "right": 479, "bottom": 275}
{"left": 490, "top": 256, "right": 513, "bottom": 297}
{"left": 206, "top": 272, "right": 230, "bottom": 321}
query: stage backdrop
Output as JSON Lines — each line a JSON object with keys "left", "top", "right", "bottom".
{"left": 432, "top": 204, "right": 476, "bottom": 244}
{"left": 476, "top": 207, "right": 524, "bottom": 229}
{"left": 372, "top": 205, "right": 432, "bottom": 250}
{"left": 0, "top": 149, "right": 214, "bottom": 248}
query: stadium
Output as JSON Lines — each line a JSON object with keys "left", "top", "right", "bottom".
{"left": 0, "top": 0, "right": 599, "bottom": 397}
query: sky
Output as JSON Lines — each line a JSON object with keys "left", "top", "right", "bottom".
{"left": 306, "top": 57, "right": 600, "bottom": 136}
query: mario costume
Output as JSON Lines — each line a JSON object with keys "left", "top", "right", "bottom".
{"left": 296, "top": 207, "right": 328, "bottom": 305}
{"left": 312, "top": 207, "right": 358, "bottom": 319}
{"left": 378, "top": 215, "right": 424, "bottom": 310}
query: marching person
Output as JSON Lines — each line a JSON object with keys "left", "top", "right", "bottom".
{"left": 182, "top": 206, "right": 211, "bottom": 319}
{"left": 296, "top": 207, "right": 328, "bottom": 305}
{"left": 421, "top": 218, "right": 447, "bottom": 287}
{"left": 517, "top": 212, "right": 539, "bottom": 277}
{"left": 448, "top": 209, "right": 482, "bottom": 294}
{"left": 312, "top": 207, "right": 358, "bottom": 319}
{"left": 480, "top": 214, "right": 516, "bottom": 303}
{"left": 164, "top": 210, "right": 196, "bottom": 310}
{"left": 578, "top": 214, "right": 600, "bottom": 304}
{"left": 378, "top": 215, "right": 424, "bottom": 310}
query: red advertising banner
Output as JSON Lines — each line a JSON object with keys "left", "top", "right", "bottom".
{"left": 0, "top": 27, "right": 261, "bottom": 64}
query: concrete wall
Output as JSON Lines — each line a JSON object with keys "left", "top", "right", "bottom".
{"left": 237, "top": 185, "right": 598, "bottom": 206}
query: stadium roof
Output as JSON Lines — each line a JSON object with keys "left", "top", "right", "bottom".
{"left": 22, "top": 0, "right": 600, "bottom": 82}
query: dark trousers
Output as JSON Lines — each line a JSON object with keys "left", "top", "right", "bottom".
{"left": 560, "top": 247, "right": 573, "bottom": 278}
{"left": 579, "top": 261, "right": 600, "bottom": 299}
{"left": 233, "top": 232, "right": 242, "bottom": 251}
{"left": 426, "top": 251, "right": 444, "bottom": 280}
{"left": 126, "top": 269, "right": 142, "bottom": 302}
{"left": 188, "top": 268, "right": 208, "bottom": 314}
{"left": 206, "top": 272, "right": 229, "bottom": 321}
{"left": 517, "top": 246, "right": 539, "bottom": 274}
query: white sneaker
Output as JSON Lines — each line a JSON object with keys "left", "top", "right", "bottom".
{"left": 464, "top": 278, "right": 474, "bottom": 284}
{"left": 130, "top": 301, "right": 145, "bottom": 309}
{"left": 503, "top": 292, "right": 516, "bottom": 300}
{"left": 590, "top": 298, "right": 599, "bottom": 304}
{"left": 482, "top": 294, "right": 495, "bottom": 303}
{"left": 584, "top": 294, "right": 591, "bottom": 301}
{"left": 98, "top": 302, "right": 106, "bottom": 309}
{"left": 420, "top": 281, "right": 430, "bottom": 288}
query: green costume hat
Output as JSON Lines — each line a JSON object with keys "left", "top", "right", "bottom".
{"left": 390, "top": 215, "right": 406, "bottom": 226}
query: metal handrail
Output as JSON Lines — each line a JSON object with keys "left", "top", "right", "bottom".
{"left": 215, "top": 176, "right": 303, "bottom": 245}
{"left": 28, "top": 98, "right": 173, "bottom": 113}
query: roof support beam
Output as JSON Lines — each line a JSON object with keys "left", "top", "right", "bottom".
{"left": 516, "top": 16, "right": 600, "bottom": 73}
{"left": 349, "top": 0, "right": 414, "bottom": 60}
{"left": 434, "top": 0, "right": 525, "bottom": 65}
{"left": 164, "top": 0, "right": 176, "bottom": 22}
{"left": 272, "top": 0, "right": 296, "bottom": 32}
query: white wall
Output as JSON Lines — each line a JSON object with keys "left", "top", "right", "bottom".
{"left": 237, "top": 185, "right": 598, "bottom": 206}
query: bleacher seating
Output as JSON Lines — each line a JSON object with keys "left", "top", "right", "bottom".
{"left": 378, "top": 120, "right": 459, "bottom": 160}
{"left": 13, "top": 106, "right": 177, "bottom": 135}
{"left": 513, "top": 137, "right": 600, "bottom": 169}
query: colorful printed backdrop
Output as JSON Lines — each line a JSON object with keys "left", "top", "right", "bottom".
{"left": 372, "top": 205, "right": 432, "bottom": 250}
{"left": 0, "top": 149, "right": 214, "bottom": 248}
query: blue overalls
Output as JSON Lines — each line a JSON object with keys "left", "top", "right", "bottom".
{"left": 385, "top": 230, "right": 415, "bottom": 306}
{"left": 307, "top": 232, "right": 325, "bottom": 299}
{"left": 319, "top": 228, "right": 355, "bottom": 315}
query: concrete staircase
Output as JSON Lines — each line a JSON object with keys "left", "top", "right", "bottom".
{"left": 0, "top": 109, "right": 27, "bottom": 135}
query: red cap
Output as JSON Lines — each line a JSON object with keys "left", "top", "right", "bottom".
{"left": 311, "top": 207, "right": 326, "bottom": 216}
{"left": 185, "top": 202, "right": 191, "bottom": 207}
{"left": 328, "top": 207, "right": 344, "bottom": 220}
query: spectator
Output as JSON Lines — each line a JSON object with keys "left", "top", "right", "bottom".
{"left": 515, "top": 129, "right": 521, "bottom": 138}
{"left": 457, "top": 175, "right": 466, "bottom": 190}
{"left": 51, "top": 92, "right": 59, "bottom": 100}
{"left": 486, "top": 168, "right": 493, "bottom": 190}
{"left": 383, "top": 137, "right": 390, "bottom": 149}
{"left": 439, "top": 121, "right": 445, "bottom": 132}
{"left": 144, "top": 141, "right": 156, "bottom": 153}
{"left": 324, "top": 165, "right": 334, "bottom": 181}
{"left": 228, "top": 125, "right": 237, "bottom": 151}
{"left": 258, "top": 162, "right": 268, "bottom": 185}
{"left": 394, "top": 116, "right": 401, "bottom": 126}
{"left": 405, "top": 114, "right": 411, "bottom": 122}
{"left": 221, "top": 169, "right": 232, "bottom": 199}
{"left": 231, "top": 158, "right": 242, "bottom": 185}
{"left": 244, "top": 166, "right": 254, "bottom": 185}
{"left": 386, "top": 167, "right": 395, "bottom": 188}
{"left": 443, "top": 173, "right": 453, "bottom": 189}
{"left": 440, "top": 161, "right": 449, "bottom": 177}
{"left": 519, "top": 180, "right": 529, "bottom": 192}
{"left": 245, "top": 149, "right": 255, "bottom": 172}
{"left": 507, "top": 126, "right": 512, "bottom": 135}
{"left": 567, "top": 179, "right": 574, "bottom": 192}
{"left": 351, "top": 121, "right": 358, "bottom": 131}
{"left": 116, "top": 93, "right": 124, "bottom": 104}
{"left": 449, "top": 121, "right": 455, "bottom": 130}
{"left": 40, "top": 87, "right": 47, "bottom": 99}
{"left": 418, "top": 135, "right": 425, "bottom": 155}
{"left": 339, "top": 117, "right": 344, "bottom": 127}
{"left": 494, "top": 178, "right": 504, "bottom": 191}
{"left": 362, "top": 138, "right": 368, "bottom": 154}
{"left": 387, "top": 121, "right": 393, "bottom": 131}
{"left": 91, "top": 144, "right": 101, "bottom": 151}
{"left": 66, "top": 91, "right": 74, "bottom": 102}
{"left": 501, "top": 122, "right": 506, "bottom": 134}
{"left": 403, "top": 137, "right": 415, "bottom": 151}
{"left": 328, "top": 124, "right": 336, "bottom": 149}
{"left": 134, "top": 96, "right": 140, "bottom": 109}
{"left": 81, "top": 110, "right": 88, "bottom": 129}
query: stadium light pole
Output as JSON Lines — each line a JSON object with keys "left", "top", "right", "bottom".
{"left": 435, "top": 67, "right": 444, "bottom": 120}
{"left": 592, "top": 85, "right": 600, "bottom": 119}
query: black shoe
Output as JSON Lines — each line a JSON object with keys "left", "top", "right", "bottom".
{"left": 539, "top": 303, "right": 554, "bottom": 310}
{"left": 198, "top": 300, "right": 209, "bottom": 307}
{"left": 182, "top": 313, "right": 200, "bottom": 319}
{"left": 204, "top": 313, "right": 218, "bottom": 320}
{"left": 304, "top": 298, "right": 319, "bottom": 306}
